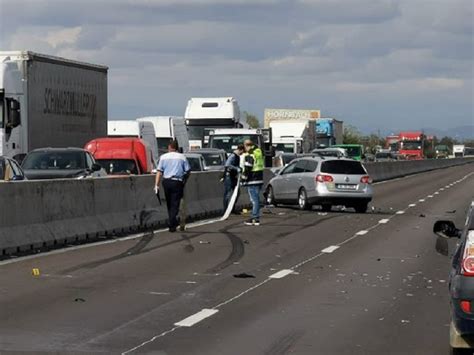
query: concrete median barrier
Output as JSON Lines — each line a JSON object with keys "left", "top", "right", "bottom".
{"left": 364, "top": 158, "right": 474, "bottom": 182}
{"left": 0, "top": 158, "right": 471, "bottom": 256}
{"left": 0, "top": 172, "right": 251, "bottom": 256}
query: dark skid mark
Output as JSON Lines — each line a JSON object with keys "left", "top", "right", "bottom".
{"left": 61, "top": 232, "right": 156, "bottom": 274}
{"left": 60, "top": 220, "right": 246, "bottom": 274}
{"left": 206, "top": 225, "right": 245, "bottom": 274}
{"left": 264, "top": 330, "right": 305, "bottom": 355}
{"left": 261, "top": 214, "right": 341, "bottom": 248}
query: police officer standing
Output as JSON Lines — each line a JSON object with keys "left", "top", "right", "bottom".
{"left": 223, "top": 144, "right": 244, "bottom": 211}
{"left": 241, "top": 139, "right": 264, "bottom": 226}
{"left": 154, "top": 140, "right": 191, "bottom": 232}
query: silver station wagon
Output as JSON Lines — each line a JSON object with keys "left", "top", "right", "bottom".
{"left": 266, "top": 157, "right": 373, "bottom": 213}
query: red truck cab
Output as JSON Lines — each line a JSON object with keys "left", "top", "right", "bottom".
{"left": 84, "top": 138, "right": 154, "bottom": 175}
{"left": 398, "top": 131, "right": 424, "bottom": 160}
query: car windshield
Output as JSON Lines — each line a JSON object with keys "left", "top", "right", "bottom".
{"left": 187, "top": 126, "right": 205, "bottom": 141}
{"left": 201, "top": 153, "right": 224, "bottom": 166}
{"left": 210, "top": 135, "right": 261, "bottom": 153}
{"left": 157, "top": 138, "right": 172, "bottom": 153}
{"left": 22, "top": 151, "right": 86, "bottom": 170}
{"left": 315, "top": 150, "right": 339, "bottom": 157}
{"left": 321, "top": 160, "right": 366, "bottom": 175}
{"left": 274, "top": 143, "right": 294, "bottom": 153}
{"left": 97, "top": 159, "right": 138, "bottom": 175}
{"left": 186, "top": 157, "right": 202, "bottom": 171}
{"left": 344, "top": 146, "right": 362, "bottom": 158}
{"left": 401, "top": 141, "right": 421, "bottom": 150}
{"left": 281, "top": 154, "right": 297, "bottom": 165}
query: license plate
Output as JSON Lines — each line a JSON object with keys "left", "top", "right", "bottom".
{"left": 337, "top": 184, "right": 357, "bottom": 190}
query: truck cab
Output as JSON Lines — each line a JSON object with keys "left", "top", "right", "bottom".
{"left": 85, "top": 137, "right": 153, "bottom": 175}
{"left": 398, "top": 131, "right": 424, "bottom": 160}
{"left": 208, "top": 128, "right": 274, "bottom": 167}
{"left": 184, "top": 97, "right": 241, "bottom": 149}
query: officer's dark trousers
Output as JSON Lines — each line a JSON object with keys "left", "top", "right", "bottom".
{"left": 162, "top": 179, "right": 184, "bottom": 229}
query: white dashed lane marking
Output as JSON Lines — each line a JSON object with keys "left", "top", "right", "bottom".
{"left": 356, "top": 230, "right": 368, "bottom": 236}
{"left": 174, "top": 309, "right": 219, "bottom": 327}
{"left": 379, "top": 219, "right": 390, "bottom": 224}
{"left": 269, "top": 269, "right": 295, "bottom": 279}
{"left": 321, "top": 245, "right": 340, "bottom": 253}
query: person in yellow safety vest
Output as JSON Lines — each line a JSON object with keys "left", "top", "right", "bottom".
{"left": 241, "top": 139, "right": 264, "bottom": 226}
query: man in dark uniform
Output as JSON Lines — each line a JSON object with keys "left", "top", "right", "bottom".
{"left": 154, "top": 140, "right": 191, "bottom": 232}
{"left": 223, "top": 144, "right": 244, "bottom": 211}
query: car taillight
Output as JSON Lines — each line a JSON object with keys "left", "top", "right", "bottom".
{"left": 461, "top": 300, "right": 471, "bottom": 314}
{"left": 316, "top": 174, "right": 334, "bottom": 183}
{"left": 360, "top": 176, "right": 372, "bottom": 184}
{"left": 462, "top": 231, "right": 474, "bottom": 276}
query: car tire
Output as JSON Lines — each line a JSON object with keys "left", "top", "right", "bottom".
{"left": 266, "top": 185, "right": 277, "bottom": 206}
{"left": 321, "top": 204, "right": 332, "bottom": 212}
{"left": 354, "top": 202, "right": 368, "bottom": 213}
{"left": 298, "top": 188, "right": 311, "bottom": 211}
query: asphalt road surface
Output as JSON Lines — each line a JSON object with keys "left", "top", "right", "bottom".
{"left": 1, "top": 164, "right": 474, "bottom": 355}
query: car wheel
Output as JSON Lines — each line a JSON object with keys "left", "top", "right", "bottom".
{"left": 266, "top": 185, "right": 277, "bottom": 206}
{"left": 298, "top": 188, "right": 311, "bottom": 211}
{"left": 354, "top": 202, "right": 368, "bottom": 213}
{"left": 321, "top": 204, "right": 332, "bottom": 212}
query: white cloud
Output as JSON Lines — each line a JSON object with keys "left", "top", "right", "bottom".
{"left": 46, "top": 26, "right": 81, "bottom": 48}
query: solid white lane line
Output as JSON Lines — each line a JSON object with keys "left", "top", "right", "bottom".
{"left": 321, "top": 245, "right": 340, "bottom": 253}
{"left": 379, "top": 219, "right": 390, "bottom": 224}
{"left": 269, "top": 269, "right": 295, "bottom": 279}
{"left": 408, "top": 204, "right": 416, "bottom": 207}
{"left": 121, "top": 327, "right": 181, "bottom": 354}
{"left": 396, "top": 211, "right": 405, "bottom": 215}
{"left": 356, "top": 230, "right": 368, "bottom": 236}
{"left": 174, "top": 309, "right": 219, "bottom": 327}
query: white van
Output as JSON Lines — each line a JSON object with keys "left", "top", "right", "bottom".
{"left": 137, "top": 116, "right": 190, "bottom": 153}
{"left": 107, "top": 120, "right": 159, "bottom": 165}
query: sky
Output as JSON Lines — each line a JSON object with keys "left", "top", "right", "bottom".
{"left": 0, "top": 0, "right": 473, "bottom": 136}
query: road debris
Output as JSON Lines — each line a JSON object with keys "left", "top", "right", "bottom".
{"left": 233, "top": 273, "right": 256, "bottom": 279}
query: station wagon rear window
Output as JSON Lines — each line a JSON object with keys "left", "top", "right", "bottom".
{"left": 321, "top": 160, "right": 365, "bottom": 175}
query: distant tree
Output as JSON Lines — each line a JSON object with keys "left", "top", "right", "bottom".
{"left": 243, "top": 111, "right": 260, "bottom": 128}
{"left": 343, "top": 125, "right": 362, "bottom": 145}
{"left": 463, "top": 139, "right": 474, "bottom": 147}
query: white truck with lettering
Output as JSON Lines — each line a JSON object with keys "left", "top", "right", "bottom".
{"left": 0, "top": 51, "right": 108, "bottom": 162}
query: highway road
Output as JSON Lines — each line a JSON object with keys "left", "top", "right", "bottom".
{"left": 1, "top": 164, "right": 473, "bottom": 354}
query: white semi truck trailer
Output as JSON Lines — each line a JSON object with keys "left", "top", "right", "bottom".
{"left": 0, "top": 51, "right": 108, "bottom": 161}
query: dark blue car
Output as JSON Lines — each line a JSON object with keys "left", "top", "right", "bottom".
{"left": 434, "top": 201, "right": 474, "bottom": 354}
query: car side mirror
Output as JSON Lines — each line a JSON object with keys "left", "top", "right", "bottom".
{"left": 91, "top": 163, "right": 102, "bottom": 172}
{"left": 433, "top": 220, "right": 462, "bottom": 239}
